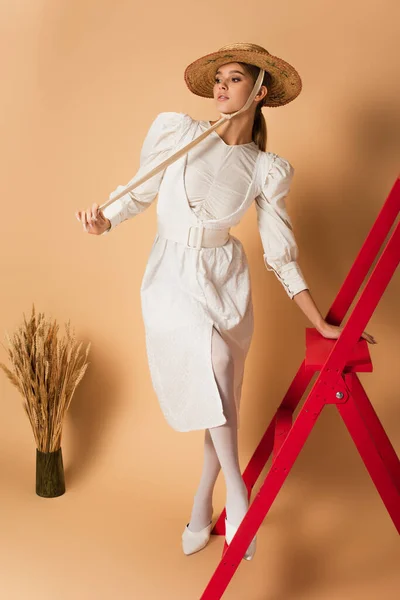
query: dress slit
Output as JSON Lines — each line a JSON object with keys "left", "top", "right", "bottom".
{"left": 209, "top": 323, "right": 241, "bottom": 430}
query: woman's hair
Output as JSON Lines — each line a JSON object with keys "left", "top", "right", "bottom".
{"left": 239, "top": 62, "right": 272, "bottom": 152}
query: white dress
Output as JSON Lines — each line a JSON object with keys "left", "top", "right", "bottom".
{"left": 102, "top": 112, "right": 309, "bottom": 432}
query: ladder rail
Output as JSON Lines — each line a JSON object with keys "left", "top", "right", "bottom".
{"left": 327, "top": 178, "right": 400, "bottom": 324}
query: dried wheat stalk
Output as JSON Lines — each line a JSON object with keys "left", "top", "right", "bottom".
{"left": 0, "top": 303, "right": 91, "bottom": 452}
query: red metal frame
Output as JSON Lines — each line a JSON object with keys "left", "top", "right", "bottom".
{"left": 200, "top": 177, "right": 400, "bottom": 599}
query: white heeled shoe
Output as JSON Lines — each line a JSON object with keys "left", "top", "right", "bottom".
{"left": 182, "top": 519, "right": 213, "bottom": 555}
{"left": 225, "top": 516, "right": 257, "bottom": 560}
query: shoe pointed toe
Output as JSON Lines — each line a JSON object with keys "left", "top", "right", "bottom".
{"left": 181, "top": 521, "right": 213, "bottom": 556}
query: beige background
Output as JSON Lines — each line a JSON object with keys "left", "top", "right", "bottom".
{"left": 1, "top": 1, "right": 399, "bottom": 598}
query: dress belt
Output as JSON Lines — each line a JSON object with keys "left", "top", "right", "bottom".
{"left": 157, "top": 220, "right": 231, "bottom": 249}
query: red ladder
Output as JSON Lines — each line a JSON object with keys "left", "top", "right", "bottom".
{"left": 200, "top": 177, "right": 400, "bottom": 599}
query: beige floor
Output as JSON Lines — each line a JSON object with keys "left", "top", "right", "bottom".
{"left": 1, "top": 416, "right": 399, "bottom": 600}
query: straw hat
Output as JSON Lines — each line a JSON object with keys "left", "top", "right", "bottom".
{"left": 184, "top": 42, "right": 302, "bottom": 108}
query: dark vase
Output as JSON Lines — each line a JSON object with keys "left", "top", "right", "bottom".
{"left": 36, "top": 447, "right": 66, "bottom": 497}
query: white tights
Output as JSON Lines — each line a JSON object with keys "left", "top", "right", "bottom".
{"left": 188, "top": 327, "right": 249, "bottom": 532}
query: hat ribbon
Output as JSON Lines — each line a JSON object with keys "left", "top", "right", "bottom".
{"left": 99, "top": 69, "right": 265, "bottom": 211}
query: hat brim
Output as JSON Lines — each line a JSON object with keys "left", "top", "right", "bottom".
{"left": 184, "top": 48, "right": 302, "bottom": 107}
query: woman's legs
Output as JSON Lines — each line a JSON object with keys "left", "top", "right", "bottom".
{"left": 207, "top": 327, "right": 249, "bottom": 527}
{"left": 188, "top": 327, "right": 248, "bottom": 532}
{"left": 187, "top": 429, "right": 221, "bottom": 531}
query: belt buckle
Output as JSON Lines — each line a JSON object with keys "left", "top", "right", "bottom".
{"left": 187, "top": 224, "right": 205, "bottom": 249}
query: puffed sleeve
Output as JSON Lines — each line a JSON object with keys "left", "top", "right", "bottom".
{"left": 254, "top": 154, "right": 309, "bottom": 299}
{"left": 102, "top": 111, "right": 190, "bottom": 234}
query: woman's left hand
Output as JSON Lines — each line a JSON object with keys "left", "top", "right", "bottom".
{"left": 318, "top": 321, "right": 377, "bottom": 344}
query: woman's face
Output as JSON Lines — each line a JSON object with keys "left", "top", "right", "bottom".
{"left": 212, "top": 62, "right": 261, "bottom": 113}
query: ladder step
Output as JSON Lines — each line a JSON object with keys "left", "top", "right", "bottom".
{"left": 305, "top": 327, "right": 373, "bottom": 372}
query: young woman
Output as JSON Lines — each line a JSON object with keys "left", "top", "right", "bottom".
{"left": 76, "top": 43, "right": 376, "bottom": 560}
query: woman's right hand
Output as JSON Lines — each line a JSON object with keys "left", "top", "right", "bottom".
{"left": 75, "top": 203, "right": 111, "bottom": 235}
